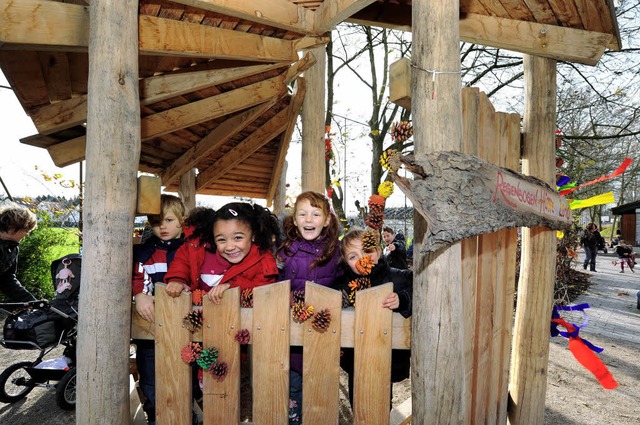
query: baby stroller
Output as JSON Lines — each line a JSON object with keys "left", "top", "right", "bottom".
{"left": 0, "top": 253, "right": 81, "bottom": 410}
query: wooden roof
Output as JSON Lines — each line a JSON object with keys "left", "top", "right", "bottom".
{"left": 0, "top": 0, "right": 621, "bottom": 203}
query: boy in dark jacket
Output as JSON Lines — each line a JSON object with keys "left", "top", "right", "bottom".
{"left": 332, "top": 228, "right": 412, "bottom": 407}
{"left": 0, "top": 205, "right": 37, "bottom": 302}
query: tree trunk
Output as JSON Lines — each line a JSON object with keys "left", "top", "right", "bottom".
{"left": 508, "top": 55, "right": 557, "bottom": 425}
{"left": 302, "top": 45, "right": 326, "bottom": 193}
{"left": 411, "top": 1, "right": 466, "bottom": 423}
{"left": 76, "top": 1, "right": 140, "bottom": 423}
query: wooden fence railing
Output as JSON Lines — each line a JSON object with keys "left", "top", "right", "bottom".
{"left": 131, "top": 281, "right": 411, "bottom": 425}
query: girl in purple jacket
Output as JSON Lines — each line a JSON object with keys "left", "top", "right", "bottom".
{"left": 276, "top": 191, "right": 342, "bottom": 424}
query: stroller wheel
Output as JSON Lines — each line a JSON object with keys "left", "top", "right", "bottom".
{"left": 0, "top": 361, "right": 36, "bottom": 403}
{"left": 56, "top": 367, "right": 76, "bottom": 410}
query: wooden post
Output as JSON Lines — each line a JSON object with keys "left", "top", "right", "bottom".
{"left": 76, "top": 0, "right": 140, "bottom": 423}
{"left": 508, "top": 55, "right": 557, "bottom": 425}
{"left": 272, "top": 161, "right": 288, "bottom": 217}
{"left": 179, "top": 168, "right": 197, "bottom": 210}
{"left": 411, "top": 1, "right": 466, "bottom": 423}
{"left": 301, "top": 45, "right": 326, "bottom": 193}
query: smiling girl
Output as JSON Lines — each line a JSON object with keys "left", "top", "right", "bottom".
{"left": 164, "top": 202, "right": 281, "bottom": 303}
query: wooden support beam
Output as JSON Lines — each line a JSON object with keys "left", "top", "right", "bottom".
{"left": 38, "top": 52, "right": 72, "bottom": 101}
{"left": 459, "top": 13, "right": 611, "bottom": 66}
{"left": 196, "top": 106, "right": 291, "bottom": 191}
{"left": 314, "top": 0, "right": 377, "bottom": 33}
{"left": 166, "top": 0, "right": 317, "bottom": 35}
{"left": 301, "top": 45, "right": 325, "bottom": 193}
{"left": 266, "top": 77, "right": 307, "bottom": 205}
{"left": 141, "top": 76, "right": 286, "bottom": 140}
{"left": 138, "top": 15, "right": 299, "bottom": 63}
{"left": 160, "top": 100, "right": 278, "bottom": 186}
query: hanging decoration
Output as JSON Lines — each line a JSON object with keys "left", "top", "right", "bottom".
{"left": 191, "top": 289, "right": 206, "bottom": 306}
{"left": 292, "top": 301, "right": 314, "bottom": 322}
{"left": 183, "top": 309, "right": 204, "bottom": 332}
{"left": 240, "top": 288, "right": 254, "bottom": 308}
{"left": 355, "top": 254, "right": 375, "bottom": 275}
{"left": 568, "top": 192, "right": 615, "bottom": 210}
{"left": 181, "top": 342, "right": 203, "bottom": 364}
{"left": 210, "top": 362, "right": 228, "bottom": 381}
{"left": 551, "top": 304, "right": 618, "bottom": 390}
{"left": 391, "top": 121, "right": 413, "bottom": 143}
{"left": 325, "top": 125, "right": 335, "bottom": 161}
{"left": 234, "top": 329, "right": 250, "bottom": 345}
{"left": 311, "top": 308, "right": 332, "bottom": 332}
{"left": 559, "top": 158, "right": 633, "bottom": 196}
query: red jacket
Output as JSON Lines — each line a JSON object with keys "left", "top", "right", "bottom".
{"left": 164, "top": 238, "right": 278, "bottom": 291}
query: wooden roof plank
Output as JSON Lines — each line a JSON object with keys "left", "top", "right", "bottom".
{"left": 165, "top": 0, "right": 316, "bottom": 35}
{"left": 546, "top": 0, "right": 582, "bottom": 29}
{"left": 141, "top": 75, "right": 286, "bottom": 140}
{"left": 267, "top": 77, "right": 306, "bottom": 205}
{"left": 495, "top": 1, "right": 535, "bottom": 21}
{"left": 0, "top": 51, "right": 49, "bottom": 112}
{"left": 38, "top": 52, "right": 72, "bottom": 101}
{"left": 46, "top": 135, "right": 86, "bottom": 167}
{"left": 160, "top": 99, "right": 278, "bottom": 186}
{"left": 32, "top": 96, "right": 87, "bottom": 135}
{"left": 139, "top": 15, "right": 299, "bottom": 62}
{"left": 520, "top": 0, "right": 558, "bottom": 24}
{"left": 573, "top": 0, "right": 618, "bottom": 47}
{"left": 460, "top": 12, "right": 612, "bottom": 66}
{"left": 315, "top": 0, "right": 378, "bottom": 33}
{"left": 196, "top": 106, "right": 291, "bottom": 190}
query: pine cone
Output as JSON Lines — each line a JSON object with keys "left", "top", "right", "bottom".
{"left": 180, "top": 342, "right": 203, "bottom": 364}
{"left": 292, "top": 301, "right": 314, "bottom": 322}
{"left": 196, "top": 347, "right": 219, "bottom": 370}
{"left": 365, "top": 211, "right": 384, "bottom": 231}
{"left": 183, "top": 309, "right": 204, "bottom": 332}
{"left": 362, "top": 230, "right": 378, "bottom": 251}
{"left": 209, "top": 361, "right": 228, "bottom": 382}
{"left": 234, "top": 328, "right": 250, "bottom": 345}
{"left": 311, "top": 308, "right": 331, "bottom": 332}
{"left": 240, "top": 288, "right": 254, "bottom": 308}
{"left": 290, "top": 289, "right": 306, "bottom": 307}
{"left": 379, "top": 149, "right": 402, "bottom": 173}
{"left": 191, "top": 289, "right": 206, "bottom": 306}
{"left": 347, "top": 277, "right": 371, "bottom": 292}
{"left": 355, "top": 255, "right": 374, "bottom": 275}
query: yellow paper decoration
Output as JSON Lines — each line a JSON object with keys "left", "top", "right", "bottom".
{"left": 378, "top": 181, "right": 394, "bottom": 198}
{"left": 568, "top": 192, "right": 615, "bottom": 210}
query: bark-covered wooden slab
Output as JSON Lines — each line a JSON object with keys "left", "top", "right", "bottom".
{"left": 391, "top": 151, "right": 571, "bottom": 253}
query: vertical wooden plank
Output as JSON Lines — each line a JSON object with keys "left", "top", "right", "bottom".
{"left": 302, "top": 282, "right": 342, "bottom": 424}
{"left": 354, "top": 283, "right": 393, "bottom": 425}
{"left": 76, "top": 0, "right": 139, "bottom": 422}
{"left": 496, "top": 112, "right": 521, "bottom": 423}
{"left": 472, "top": 92, "right": 499, "bottom": 424}
{"left": 460, "top": 87, "right": 479, "bottom": 425}
{"left": 179, "top": 169, "right": 197, "bottom": 210}
{"left": 509, "top": 55, "right": 557, "bottom": 425}
{"left": 253, "top": 281, "right": 290, "bottom": 425}
{"left": 411, "top": 1, "right": 467, "bottom": 423}
{"left": 202, "top": 287, "right": 240, "bottom": 424}
{"left": 301, "top": 45, "right": 326, "bottom": 193}
{"left": 155, "top": 284, "right": 193, "bottom": 425}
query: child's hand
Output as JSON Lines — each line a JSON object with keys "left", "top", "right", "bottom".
{"left": 382, "top": 292, "right": 400, "bottom": 310}
{"left": 165, "top": 281, "right": 190, "bottom": 297}
{"left": 134, "top": 293, "right": 155, "bottom": 323}
{"left": 208, "top": 283, "right": 231, "bottom": 304}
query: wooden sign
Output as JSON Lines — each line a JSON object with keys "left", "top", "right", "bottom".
{"left": 391, "top": 151, "right": 571, "bottom": 252}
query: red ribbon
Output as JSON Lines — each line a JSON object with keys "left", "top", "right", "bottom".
{"left": 560, "top": 158, "right": 633, "bottom": 196}
{"left": 552, "top": 318, "right": 619, "bottom": 390}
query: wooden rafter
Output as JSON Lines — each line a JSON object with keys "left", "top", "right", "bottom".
{"left": 314, "top": 0, "right": 377, "bottom": 33}
{"left": 166, "top": 0, "right": 317, "bottom": 35}
{"left": 196, "top": 106, "right": 291, "bottom": 191}
{"left": 266, "top": 77, "right": 306, "bottom": 206}
{"left": 460, "top": 13, "right": 612, "bottom": 66}
{"left": 160, "top": 100, "right": 278, "bottom": 187}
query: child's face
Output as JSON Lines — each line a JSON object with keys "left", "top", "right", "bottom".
{"left": 344, "top": 239, "right": 380, "bottom": 275}
{"left": 151, "top": 211, "right": 182, "bottom": 241}
{"left": 293, "top": 199, "right": 330, "bottom": 241}
{"left": 0, "top": 228, "right": 32, "bottom": 243}
{"left": 213, "top": 219, "right": 253, "bottom": 264}
{"left": 382, "top": 231, "right": 394, "bottom": 245}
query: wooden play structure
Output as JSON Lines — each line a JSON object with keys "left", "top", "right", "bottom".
{"left": 1, "top": 1, "right": 622, "bottom": 424}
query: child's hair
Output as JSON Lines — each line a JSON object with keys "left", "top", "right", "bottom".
{"left": 280, "top": 191, "right": 340, "bottom": 269}
{"left": 183, "top": 207, "right": 216, "bottom": 250}
{"left": 339, "top": 228, "right": 381, "bottom": 260}
{"left": 147, "top": 194, "right": 187, "bottom": 227}
{"left": 215, "top": 202, "right": 281, "bottom": 252}
{"left": 382, "top": 226, "right": 394, "bottom": 234}
{"left": 0, "top": 205, "right": 37, "bottom": 233}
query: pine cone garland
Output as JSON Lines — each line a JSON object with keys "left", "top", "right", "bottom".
{"left": 311, "top": 308, "right": 331, "bottom": 332}
{"left": 292, "top": 301, "right": 315, "bottom": 322}
{"left": 379, "top": 149, "right": 402, "bottom": 173}
{"left": 378, "top": 181, "right": 394, "bottom": 198}
{"left": 240, "top": 288, "right": 254, "bottom": 308}
{"left": 209, "top": 361, "right": 228, "bottom": 381}
{"left": 362, "top": 230, "right": 379, "bottom": 251}
{"left": 191, "top": 289, "right": 206, "bottom": 306}
{"left": 365, "top": 211, "right": 384, "bottom": 231}
{"left": 391, "top": 121, "right": 413, "bottom": 143}
{"left": 196, "top": 347, "right": 219, "bottom": 370}
{"left": 235, "top": 328, "right": 250, "bottom": 344}
{"left": 183, "top": 309, "right": 204, "bottom": 332}
{"left": 355, "top": 255, "right": 375, "bottom": 275}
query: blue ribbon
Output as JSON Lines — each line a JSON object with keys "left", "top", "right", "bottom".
{"left": 551, "top": 304, "right": 604, "bottom": 353}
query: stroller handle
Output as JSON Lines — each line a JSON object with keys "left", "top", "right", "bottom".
{"left": 0, "top": 300, "right": 71, "bottom": 319}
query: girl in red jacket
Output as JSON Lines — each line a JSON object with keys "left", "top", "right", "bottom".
{"left": 164, "top": 202, "right": 281, "bottom": 302}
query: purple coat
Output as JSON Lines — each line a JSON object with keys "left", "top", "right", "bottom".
{"left": 277, "top": 238, "right": 343, "bottom": 292}
{"left": 277, "top": 237, "right": 342, "bottom": 373}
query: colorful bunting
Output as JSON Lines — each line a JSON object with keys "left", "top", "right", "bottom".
{"left": 559, "top": 158, "right": 633, "bottom": 196}
{"left": 568, "top": 192, "right": 615, "bottom": 210}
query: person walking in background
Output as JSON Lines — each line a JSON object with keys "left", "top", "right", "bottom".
{"left": 382, "top": 226, "right": 408, "bottom": 269}
{"left": 0, "top": 204, "right": 38, "bottom": 302}
{"left": 276, "top": 191, "right": 343, "bottom": 424}
{"left": 615, "top": 239, "right": 635, "bottom": 273}
{"left": 580, "top": 222, "right": 603, "bottom": 272}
